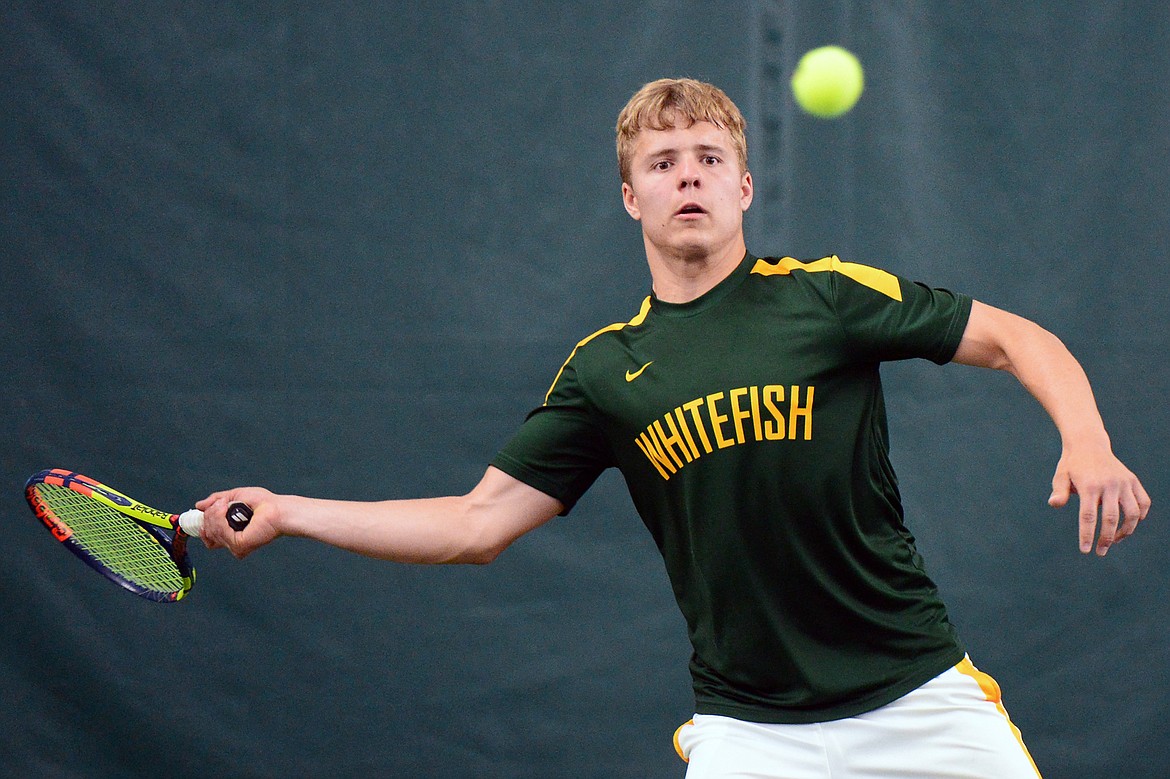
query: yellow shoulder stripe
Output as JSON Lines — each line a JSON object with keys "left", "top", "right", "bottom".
{"left": 750, "top": 255, "right": 902, "bottom": 301}
{"left": 543, "top": 296, "right": 653, "bottom": 405}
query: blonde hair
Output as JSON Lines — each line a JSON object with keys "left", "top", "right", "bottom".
{"left": 615, "top": 78, "right": 748, "bottom": 183}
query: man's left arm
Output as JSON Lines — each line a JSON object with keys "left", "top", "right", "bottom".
{"left": 952, "top": 300, "right": 1151, "bottom": 555}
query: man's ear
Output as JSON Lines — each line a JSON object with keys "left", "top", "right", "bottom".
{"left": 622, "top": 182, "right": 641, "bottom": 221}
{"left": 740, "top": 170, "right": 754, "bottom": 212}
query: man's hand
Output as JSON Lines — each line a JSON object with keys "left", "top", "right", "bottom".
{"left": 1048, "top": 447, "right": 1151, "bottom": 556}
{"left": 196, "top": 488, "right": 282, "bottom": 559}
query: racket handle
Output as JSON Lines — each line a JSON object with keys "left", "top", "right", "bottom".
{"left": 176, "top": 504, "right": 253, "bottom": 536}
{"left": 226, "top": 502, "right": 253, "bottom": 531}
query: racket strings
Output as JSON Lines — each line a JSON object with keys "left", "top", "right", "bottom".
{"left": 35, "top": 484, "right": 184, "bottom": 593}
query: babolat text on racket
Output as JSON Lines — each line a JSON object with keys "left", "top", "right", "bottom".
{"left": 23, "top": 468, "right": 252, "bottom": 602}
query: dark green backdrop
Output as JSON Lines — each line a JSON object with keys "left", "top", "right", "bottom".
{"left": 3, "top": 3, "right": 1166, "bottom": 777}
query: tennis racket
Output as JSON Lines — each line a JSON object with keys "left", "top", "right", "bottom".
{"left": 23, "top": 468, "right": 252, "bottom": 602}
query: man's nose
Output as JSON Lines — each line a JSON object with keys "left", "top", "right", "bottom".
{"left": 677, "top": 162, "right": 702, "bottom": 188}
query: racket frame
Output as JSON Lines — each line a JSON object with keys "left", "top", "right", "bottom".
{"left": 24, "top": 468, "right": 195, "bottom": 602}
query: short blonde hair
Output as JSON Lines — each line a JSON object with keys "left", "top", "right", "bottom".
{"left": 615, "top": 78, "right": 748, "bottom": 184}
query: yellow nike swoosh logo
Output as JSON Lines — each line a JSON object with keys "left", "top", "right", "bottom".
{"left": 625, "top": 361, "right": 654, "bottom": 382}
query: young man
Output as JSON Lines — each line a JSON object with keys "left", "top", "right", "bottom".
{"left": 198, "top": 79, "right": 1150, "bottom": 778}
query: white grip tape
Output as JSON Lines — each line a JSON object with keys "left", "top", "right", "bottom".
{"left": 177, "top": 509, "right": 204, "bottom": 538}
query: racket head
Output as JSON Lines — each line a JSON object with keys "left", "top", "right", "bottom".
{"left": 24, "top": 469, "right": 195, "bottom": 602}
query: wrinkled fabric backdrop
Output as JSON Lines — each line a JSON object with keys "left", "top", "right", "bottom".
{"left": 2, "top": 2, "right": 1166, "bottom": 777}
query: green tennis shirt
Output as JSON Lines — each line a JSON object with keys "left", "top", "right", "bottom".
{"left": 491, "top": 252, "right": 973, "bottom": 724}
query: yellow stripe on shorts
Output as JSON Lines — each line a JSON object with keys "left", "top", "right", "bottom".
{"left": 673, "top": 719, "right": 694, "bottom": 763}
{"left": 954, "top": 657, "right": 1043, "bottom": 778}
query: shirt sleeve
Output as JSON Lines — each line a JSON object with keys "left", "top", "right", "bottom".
{"left": 490, "top": 357, "right": 613, "bottom": 513}
{"left": 830, "top": 263, "right": 972, "bottom": 364}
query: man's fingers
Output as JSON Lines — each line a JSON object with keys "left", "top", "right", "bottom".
{"left": 198, "top": 498, "right": 227, "bottom": 549}
{"left": 195, "top": 491, "right": 230, "bottom": 512}
{"left": 1078, "top": 492, "right": 1099, "bottom": 554}
{"left": 1137, "top": 482, "right": 1153, "bottom": 522}
{"left": 1094, "top": 483, "right": 1122, "bottom": 556}
{"left": 1117, "top": 483, "right": 1152, "bottom": 541}
{"left": 1049, "top": 471, "right": 1072, "bottom": 509}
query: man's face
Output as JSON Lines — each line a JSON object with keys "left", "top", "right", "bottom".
{"left": 621, "top": 120, "right": 753, "bottom": 263}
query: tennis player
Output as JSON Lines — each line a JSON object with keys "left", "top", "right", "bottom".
{"left": 197, "top": 78, "right": 1150, "bottom": 778}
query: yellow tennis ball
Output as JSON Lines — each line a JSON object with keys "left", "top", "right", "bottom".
{"left": 791, "top": 45, "right": 865, "bottom": 118}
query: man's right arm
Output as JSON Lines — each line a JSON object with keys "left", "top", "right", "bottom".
{"left": 194, "top": 465, "right": 564, "bottom": 564}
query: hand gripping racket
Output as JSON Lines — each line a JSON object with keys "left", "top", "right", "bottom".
{"left": 24, "top": 468, "right": 252, "bottom": 602}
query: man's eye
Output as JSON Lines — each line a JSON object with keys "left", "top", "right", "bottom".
{"left": 653, "top": 160, "right": 672, "bottom": 171}
{"left": 702, "top": 156, "right": 720, "bottom": 165}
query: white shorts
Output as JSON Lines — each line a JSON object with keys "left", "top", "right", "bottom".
{"left": 674, "top": 657, "right": 1041, "bottom": 779}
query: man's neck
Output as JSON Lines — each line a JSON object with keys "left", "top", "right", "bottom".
{"left": 645, "top": 239, "right": 747, "bottom": 304}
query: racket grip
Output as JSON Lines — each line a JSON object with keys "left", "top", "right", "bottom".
{"left": 226, "top": 502, "right": 253, "bottom": 531}
{"left": 177, "top": 509, "right": 204, "bottom": 537}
